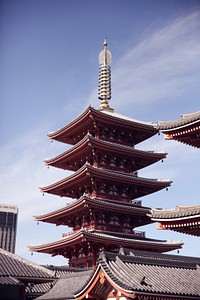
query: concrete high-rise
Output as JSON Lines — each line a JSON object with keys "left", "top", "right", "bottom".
{"left": 0, "top": 204, "right": 18, "bottom": 253}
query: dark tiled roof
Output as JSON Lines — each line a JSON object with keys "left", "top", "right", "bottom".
{"left": 35, "top": 269, "right": 93, "bottom": 300}
{"left": 0, "top": 248, "right": 55, "bottom": 280}
{"left": 31, "top": 266, "right": 90, "bottom": 295}
{"left": 75, "top": 249, "right": 200, "bottom": 298}
{"left": 30, "top": 227, "right": 183, "bottom": 255}
{"left": 0, "top": 275, "right": 23, "bottom": 286}
{"left": 117, "top": 248, "right": 200, "bottom": 268}
{"left": 101, "top": 250, "right": 200, "bottom": 296}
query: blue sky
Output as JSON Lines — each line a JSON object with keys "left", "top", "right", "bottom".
{"left": 0, "top": 0, "right": 199, "bottom": 265}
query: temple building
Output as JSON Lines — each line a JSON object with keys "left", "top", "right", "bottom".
{"left": 29, "top": 40, "right": 183, "bottom": 268}
{"left": 151, "top": 116, "right": 200, "bottom": 237}
{"left": 158, "top": 112, "right": 200, "bottom": 149}
{"left": 35, "top": 248, "right": 200, "bottom": 300}
{"left": 151, "top": 204, "right": 200, "bottom": 236}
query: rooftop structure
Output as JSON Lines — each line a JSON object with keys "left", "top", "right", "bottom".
{"left": 151, "top": 204, "right": 200, "bottom": 236}
{"left": 158, "top": 111, "right": 200, "bottom": 148}
{"left": 33, "top": 248, "right": 200, "bottom": 300}
{"left": 29, "top": 41, "right": 182, "bottom": 268}
{"left": 0, "top": 204, "right": 18, "bottom": 253}
{"left": 0, "top": 248, "right": 55, "bottom": 300}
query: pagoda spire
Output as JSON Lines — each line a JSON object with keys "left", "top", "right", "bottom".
{"left": 98, "top": 39, "right": 114, "bottom": 111}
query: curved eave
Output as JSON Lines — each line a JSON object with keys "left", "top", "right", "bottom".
{"left": 158, "top": 112, "right": 200, "bottom": 130}
{"left": 45, "top": 134, "right": 167, "bottom": 171}
{"left": 35, "top": 196, "right": 151, "bottom": 224}
{"left": 74, "top": 264, "right": 133, "bottom": 299}
{"left": 40, "top": 164, "right": 172, "bottom": 197}
{"left": 151, "top": 205, "right": 200, "bottom": 219}
{"left": 158, "top": 114, "right": 200, "bottom": 149}
{"left": 155, "top": 218, "right": 200, "bottom": 237}
{"left": 152, "top": 214, "right": 200, "bottom": 223}
{"left": 164, "top": 132, "right": 200, "bottom": 148}
{"left": 29, "top": 229, "right": 183, "bottom": 255}
{"left": 48, "top": 106, "right": 158, "bottom": 144}
{"left": 151, "top": 206, "right": 200, "bottom": 236}
{"left": 48, "top": 106, "right": 93, "bottom": 143}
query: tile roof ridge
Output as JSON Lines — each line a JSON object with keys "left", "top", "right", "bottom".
{"left": 58, "top": 269, "right": 94, "bottom": 279}
{"left": 102, "top": 249, "right": 200, "bottom": 268}
{"left": 99, "top": 108, "right": 155, "bottom": 126}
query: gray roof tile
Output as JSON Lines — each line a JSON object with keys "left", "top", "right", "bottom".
{"left": 0, "top": 248, "right": 55, "bottom": 279}
{"left": 35, "top": 270, "right": 93, "bottom": 300}
{"left": 96, "top": 249, "right": 200, "bottom": 297}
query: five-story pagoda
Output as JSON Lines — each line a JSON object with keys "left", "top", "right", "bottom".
{"left": 30, "top": 40, "right": 182, "bottom": 268}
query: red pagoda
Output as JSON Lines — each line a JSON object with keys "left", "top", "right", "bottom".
{"left": 30, "top": 40, "right": 182, "bottom": 268}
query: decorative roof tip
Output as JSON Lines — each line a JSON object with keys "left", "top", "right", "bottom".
{"left": 98, "top": 39, "right": 114, "bottom": 113}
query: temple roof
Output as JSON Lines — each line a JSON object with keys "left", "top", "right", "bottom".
{"left": 45, "top": 134, "right": 166, "bottom": 171}
{"left": 158, "top": 111, "right": 200, "bottom": 129}
{"left": 150, "top": 204, "right": 200, "bottom": 236}
{"left": 35, "top": 195, "right": 151, "bottom": 225}
{"left": 29, "top": 228, "right": 183, "bottom": 255}
{"left": 151, "top": 204, "right": 200, "bottom": 219}
{"left": 48, "top": 106, "right": 158, "bottom": 145}
{"left": 75, "top": 249, "right": 200, "bottom": 299}
{"left": 35, "top": 269, "right": 93, "bottom": 300}
{"left": 40, "top": 163, "right": 171, "bottom": 199}
{"left": 157, "top": 111, "right": 200, "bottom": 148}
{"left": 0, "top": 248, "right": 55, "bottom": 283}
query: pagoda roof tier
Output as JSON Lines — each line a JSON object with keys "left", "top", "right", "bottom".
{"left": 151, "top": 204, "right": 200, "bottom": 236}
{"left": 48, "top": 106, "right": 158, "bottom": 146}
{"left": 45, "top": 134, "right": 167, "bottom": 172}
{"left": 40, "top": 163, "right": 172, "bottom": 200}
{"left": 34, "top": 195, "right": 152, "bottom": 226}
{"left": 158, "top": 111, "right": 200, "bottom": 148}
{"left": 29, "top": 228, "right": 183, "bottom": 256}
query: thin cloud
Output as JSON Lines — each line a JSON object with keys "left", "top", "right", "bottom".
{"left": 87, "top": 11, "right": 200, "bottom": 111}
{"left": 0, "top": 126, "right": 68, "bottom": 223}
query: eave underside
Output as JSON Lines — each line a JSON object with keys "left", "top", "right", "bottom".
{"left": 35, "top": 196, "right": 151, "bottom": 226}
{"left": 40, "top": 164, "right": 171, "bottom": 200}
{"left": 45, "top": 134, "right": 167, "bottom": 172}
{"left": 29, "top": 229, "right": 182, "bottom": 257}
{"left": 151, "top": 206, "right": 200, "bottom": 236}
{"left": 158, "top": 115, "right": 200, "bottom": 148}
{"left": 156, "top": 218, "right": 200, "bottom": 236}
{"left": 48, "top": 106, "right": 158, "bottom": 145}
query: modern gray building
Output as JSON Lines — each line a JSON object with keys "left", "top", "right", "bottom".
{"left": 0, "top": 204, "right": 18, "bottom": 253}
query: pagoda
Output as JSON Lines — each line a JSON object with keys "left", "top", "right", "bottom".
{"left": 30, "top": 40, "right": 182, "bottom": 268}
